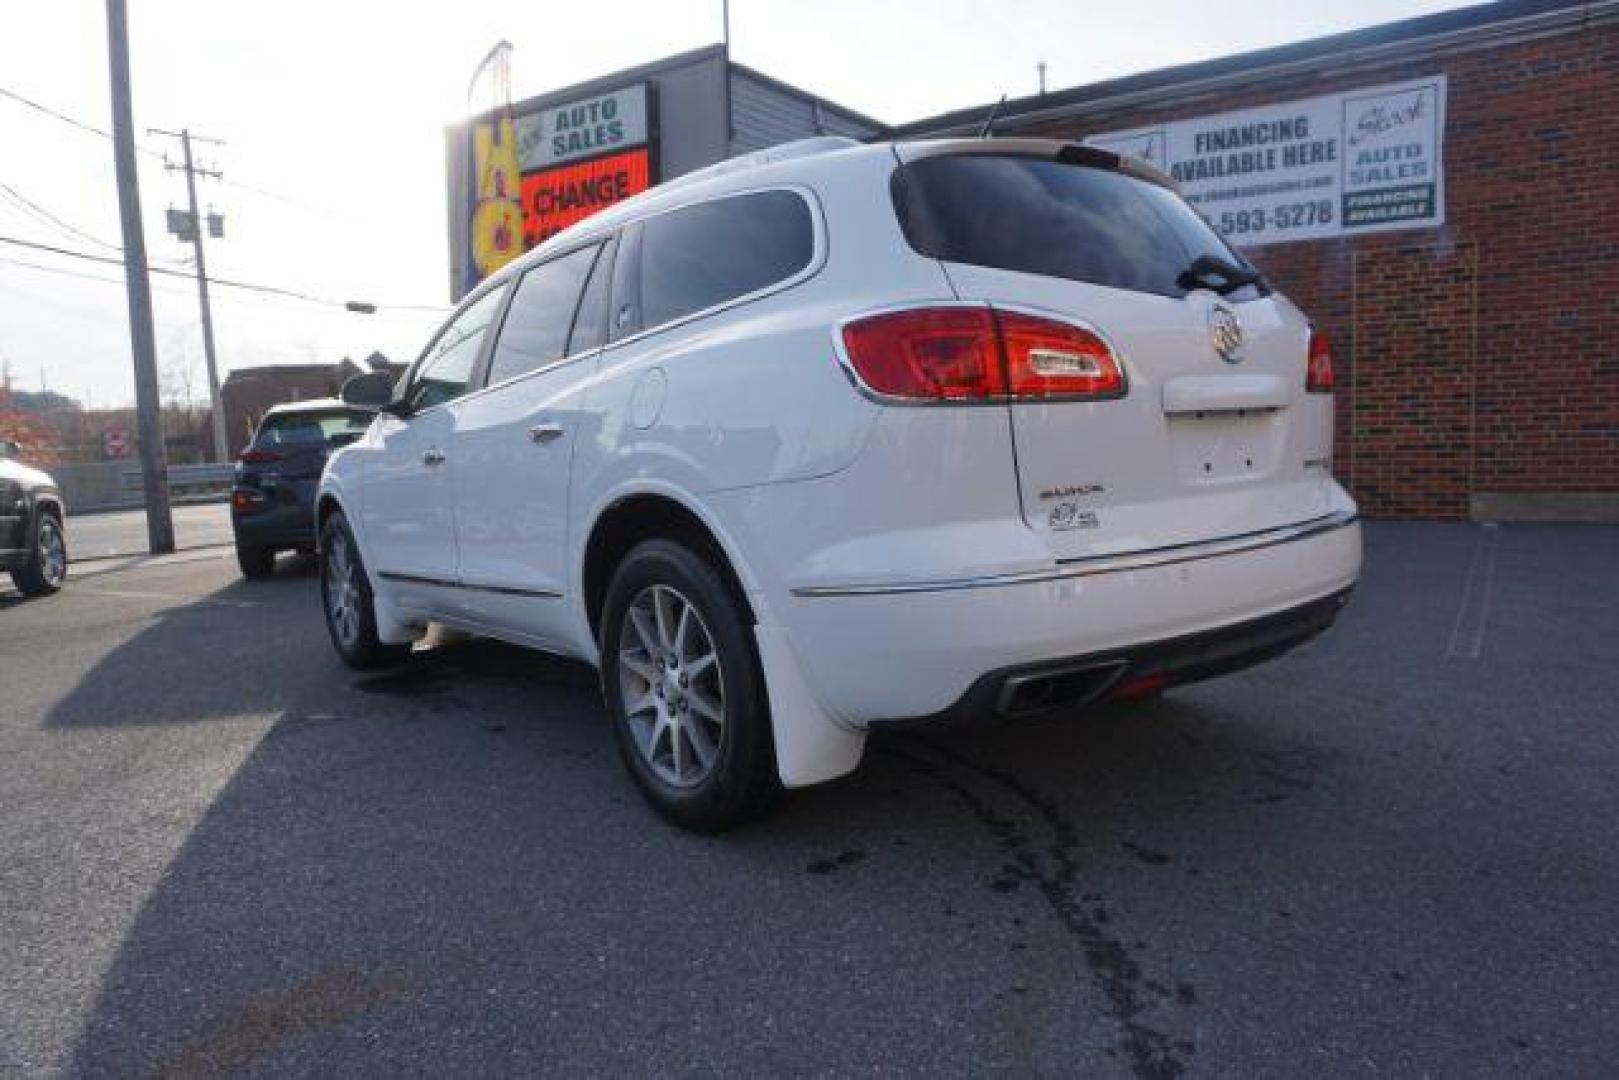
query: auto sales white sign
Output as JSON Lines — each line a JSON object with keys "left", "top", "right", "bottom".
{"left": 515, "top": 84, "right": 650, "bottom": 171}
{"left": 1087, "top": 75, "right": 1447, "bottom": 246}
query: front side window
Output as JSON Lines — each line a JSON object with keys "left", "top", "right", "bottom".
{"left": 486, "top": 244, "right": 601, "bottom": 386}
{"left": 405, "top": 284, "right": 507, "bottom": 411}
{"left": 891, "top": 155, "right": 1261, "bottom": 300}
{"left": 637, "top": 189, "right": 814, "bottom": 331}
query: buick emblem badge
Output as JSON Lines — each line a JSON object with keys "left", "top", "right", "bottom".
{"left": 1209, "top": 304, "right": 1244, "bottom": 363}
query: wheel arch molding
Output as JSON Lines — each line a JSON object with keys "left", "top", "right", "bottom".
{"left": 578, "top": 483, "right": 763, "bottom": 647}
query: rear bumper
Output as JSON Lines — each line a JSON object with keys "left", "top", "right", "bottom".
{"left": 871, "top": 586, "right": 1351, "bottom": 729}
{"left": 777, "top": 512, "right": 1362, "bottom": 725}
{"left": 231, "top": 502, "right": 316, "bottom": 549}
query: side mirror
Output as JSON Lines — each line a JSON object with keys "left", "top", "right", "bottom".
{"left": 340, "top": 371, "right": 396, "bottom": 412}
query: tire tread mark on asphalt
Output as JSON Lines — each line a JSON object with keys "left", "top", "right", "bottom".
{"left": 1446, "top": 523, "right": 1500, "bottom": 661}
{"left": 881, "top": 736, "right": 1193, "bottom": 1079}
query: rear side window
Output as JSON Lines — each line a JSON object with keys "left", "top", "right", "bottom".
{"left": 486, "top": 244, "right": 600, "bottom": 386}
{"left": 637, "top": 189, "right": 814, "bottom": 331}
{"left": 567, "top": 235, "right": 616, "bottom": 355}
{"left": 891, "top": 156, "right": 1258, "bottom": 300}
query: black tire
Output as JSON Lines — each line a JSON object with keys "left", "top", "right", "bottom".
{"left": 319, "top": 511, "right": 410, "bottom": 670}
{"left": 235, "top": 541, "right": 276, "bottom": 579}
{"left": 600, "top": 539, "right": 780, "bottom": 832}
{"left": 11, "top": 507, "right": 67, "bottom": 597}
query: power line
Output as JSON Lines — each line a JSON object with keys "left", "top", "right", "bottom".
{"left": 2, "top": 84, "right": 119, "bottom": 145}
{"left": 216, "top": 176, "right": 338, "bottom": 216}
{"left": 0, "top": 83, "right": 164, "bottom": 160}
{"left": 0, "top": 233, "right": 447, "bottom": 313}
{"left": 0, "top": 255, "right": 430, "bottom": 333}
{"left": 0, "top": 254, "right": 340, "bottom": 309}
{"left": 0, "top": 83, "right": 338, "bottom": 213}
{"left": 0, "top": 252, "right": 166, "bottom": 289}
{"left": 0, "top": 180, "right": 125, "bottom": 252}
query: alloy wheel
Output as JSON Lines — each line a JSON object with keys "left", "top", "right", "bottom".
{"left": 38, "top": 518, "right": 66, "bottom": 587}
{"left": 324, "top": 531, "right": 362, "bottom": 650}
{"left": 617, "top": 583, "right": 726, "bottom": 788}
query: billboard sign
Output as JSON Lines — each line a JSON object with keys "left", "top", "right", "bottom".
{"left": 516, "top": 84, "right": 650, "bottom": 171}
{"left": 520, "top": 147, "right": 652, "bottom": 247}
{"left": 1086, "top": 75, "right": 1446, "bottom": 247}
{"left": 457, "top": 79, "right": 657, "bottom": 295}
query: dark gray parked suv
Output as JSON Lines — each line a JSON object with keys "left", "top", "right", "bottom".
{"left": 0, "top": 441, "right": 67, "bottom": 596}
{"left": 231, "top": 401, "right": 372, "bottom": 578}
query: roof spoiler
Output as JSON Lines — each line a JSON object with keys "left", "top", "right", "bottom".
{"left": 892, "top": 137, "right": 1182, "bottom": 195}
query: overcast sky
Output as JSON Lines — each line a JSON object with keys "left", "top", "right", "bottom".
{"left": 0, "top": 0, "right": 1482, "bottom": 408}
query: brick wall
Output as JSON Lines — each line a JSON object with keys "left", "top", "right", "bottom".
{"left": 1008, "top": 20, "right": 1619, "bottom": 518}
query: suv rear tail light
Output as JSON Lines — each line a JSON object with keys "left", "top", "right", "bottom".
{"left": 838, "top": 307, "right": 1004, "bottom": 400}
{"left": 838, "top": 306, "right": 1125, "bottom": 403}
{"left": 1306, "top": 327, "right": 1335, "bottom": 393}
{"left": 997, "top": 310, "right": 1126, "bottom": 400}
{"left": 239, "top": 449, "right": 287, "bottom": 464}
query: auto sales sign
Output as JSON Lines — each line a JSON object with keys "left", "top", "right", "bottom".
{"left": 1086, "top": 75, "right": 1446, "bottom": 246}
{"left": 513, "top": 84, "right": 654, "bottom": 246}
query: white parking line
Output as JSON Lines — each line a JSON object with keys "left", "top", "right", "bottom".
{"left": 1446, "top": 523, "right": 1499, "bottom": 661}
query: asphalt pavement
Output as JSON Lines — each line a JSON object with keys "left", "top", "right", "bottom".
{"left": 1, "top": 523, "right": 1616, "bottom": 1075}
{"left": 69, "top": 502, "right": 235, "bottom": 561}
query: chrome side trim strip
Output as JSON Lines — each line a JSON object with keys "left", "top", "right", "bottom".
{"left": 465, "top": 582, "right": 564, "bottom": 599}
{"left": 378, "top": 571, "right": 562, "bottom": 599}
{"left": 377, "top": 570, "right": 457, "bottom": 589}
{"left": 791, "top": 510, "right": 1358, "bottom": 598}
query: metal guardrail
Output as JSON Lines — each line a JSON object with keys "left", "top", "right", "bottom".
{"left": 118, "top": 463, "right": 236, "bottom": 497}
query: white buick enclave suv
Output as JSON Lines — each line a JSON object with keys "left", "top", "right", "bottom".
{"left": 319, "top": 136, "right": 1361, "bottom": 830}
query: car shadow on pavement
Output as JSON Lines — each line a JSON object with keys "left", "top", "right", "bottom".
{"left": 49, "top": 563, "right": 1355, "bottom": 1076}
{"left": 42, "top": 560, "right": 320, "bottom": 730}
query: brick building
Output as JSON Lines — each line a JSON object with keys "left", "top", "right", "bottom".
{"left": 211, "top": 354, "right": 399, "bottom": 459}
{"left": 894, "top": 0, "right": 1618, "bottom": 520}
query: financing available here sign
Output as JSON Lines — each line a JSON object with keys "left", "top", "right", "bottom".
{"left": 1086, "top": 75, "right": 1447, "bottom": 246}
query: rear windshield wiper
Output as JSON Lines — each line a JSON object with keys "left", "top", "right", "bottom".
{"left": 1176, "top": 254, "right": 1265, "bottom": 296}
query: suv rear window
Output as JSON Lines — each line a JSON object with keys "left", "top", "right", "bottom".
{"left": 636, "top": 189, "right": 814, "bottom": 331}
{"left": 891, "top": 155, "right": 1259, "bottom": 300}
{"left": 254, "top": 409, "right": 371, "bottom": 447}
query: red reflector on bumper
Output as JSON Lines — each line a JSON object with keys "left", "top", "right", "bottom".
{"left": 1112, "top": 673, "right": 1169, "bottom": 699}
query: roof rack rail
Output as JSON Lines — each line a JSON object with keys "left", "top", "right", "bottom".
{"left": 659, "top": 136, "right": 861, "bottom": 191}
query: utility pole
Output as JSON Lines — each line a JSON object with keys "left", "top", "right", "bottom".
{"left": 149, "top": 126, "right": 228, "bottom": 462}
{"left": 1038, "top": 61, "right": 1048, "bottom": 95}
{"left": 105, "top": 0, "right": 174, "bottom": 554}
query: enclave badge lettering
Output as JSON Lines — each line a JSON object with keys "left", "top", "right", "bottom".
{"left": 1039, "top": 483, "right": 1106, "bottom": 501}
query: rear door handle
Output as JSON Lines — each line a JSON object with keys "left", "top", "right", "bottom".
{"left": 528, "top": 422, "right": 565, "bottom": 444}
{"left": 422, "top": 447, "right": 446, "bottom": 466}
